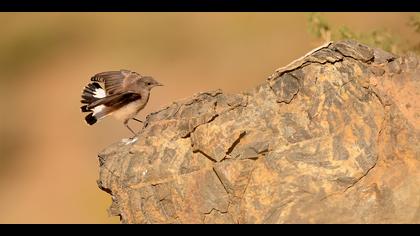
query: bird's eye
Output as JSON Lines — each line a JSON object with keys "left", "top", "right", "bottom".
{"left": 147, "top": 82, "right": 152, "bottom": 86}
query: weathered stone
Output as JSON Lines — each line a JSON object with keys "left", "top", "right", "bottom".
{"left": 331, "top": 40, "right": 374, "bottom": 62}
{"left": 269, "top": 73, "right": 300, "bottom": 104}
{"left": 373, "top": 47, "right": 396, "bottom": 64}
{"left": 98, "top": 40, "right": 420, "bottom": 223}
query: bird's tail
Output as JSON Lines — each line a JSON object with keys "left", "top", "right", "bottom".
{"left": 80, "top": 82, "right": 108, "bottom": 125}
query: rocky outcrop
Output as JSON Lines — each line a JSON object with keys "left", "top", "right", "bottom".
{"left": 97, "top": 40, "right": 420, "bottom": 223}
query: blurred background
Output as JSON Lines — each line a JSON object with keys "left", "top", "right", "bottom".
{"left": 0, "top": 13, "right": 418, "bottom": 223}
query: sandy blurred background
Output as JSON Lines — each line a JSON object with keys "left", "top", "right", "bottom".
{"left": 0, "top": 13, "right": 417, "bottom": 223}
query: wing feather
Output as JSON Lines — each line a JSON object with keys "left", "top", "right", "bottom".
{"left": 87, "top": 92, "right": 141, "bottom": 110}
{"left": 90, "top": 70, "right": 130, "bottom": 95}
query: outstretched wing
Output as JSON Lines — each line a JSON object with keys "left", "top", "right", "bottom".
{"left": 87, "top": 91, "right": 141, "bottom": 110}
{"left": 90, "top": 70, "right": 131, "bottom": 95}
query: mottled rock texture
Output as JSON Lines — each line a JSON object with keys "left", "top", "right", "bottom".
{"left": 97, "top": 40, "right": 420, "bottom": 224}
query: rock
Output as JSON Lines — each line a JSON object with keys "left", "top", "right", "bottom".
{"left": 97, "top": 40, "right": 420, "bottom": 224}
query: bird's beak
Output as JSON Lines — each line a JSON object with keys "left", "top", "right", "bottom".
{"left": 156, "top": 82, "right": 164, "bottom": 86}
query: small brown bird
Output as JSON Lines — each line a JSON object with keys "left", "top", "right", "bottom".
{"left": 80, "top": 69, "right": 163, "bottom": 136}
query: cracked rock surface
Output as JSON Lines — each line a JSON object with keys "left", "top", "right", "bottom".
{"left": 97, "top": 40, "right": 420, "bottom": 223}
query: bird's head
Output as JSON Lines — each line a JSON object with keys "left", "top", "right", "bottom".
{"left": 139, "top": 76, "right": 163, "bottom": 90}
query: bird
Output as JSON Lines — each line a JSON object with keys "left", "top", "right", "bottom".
{"left": 80, "top": 69, "right": 163, "bottom": 136}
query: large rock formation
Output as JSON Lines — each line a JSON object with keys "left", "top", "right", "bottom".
{"left": 97, "top": 40, "right": 420, "bottom": 223}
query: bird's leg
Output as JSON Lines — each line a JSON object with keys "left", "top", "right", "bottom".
{"left": 132, "top": 118, "right": 143, "bottom": 123}
{"left": 122, "top": 120, "right": 138, "bottom": 145}
{"left": 124, "top": 120, "right": 137, "bottom": 137}
{"left": 132, "top": 117, "right": 147, "bottom": 133}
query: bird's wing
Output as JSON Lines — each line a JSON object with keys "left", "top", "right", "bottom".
{"left": 90, "top": 70, "right": 132, "bottom": 95}
{"left": 87, "top": 91, "right": 141, "bottom": 110}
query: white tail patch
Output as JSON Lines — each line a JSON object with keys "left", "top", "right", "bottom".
{"left": 93, "top": 88, "right": 106, "bottom": 98}
{"left": 92, "top": 105, "right": 106, "bottom": 116}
